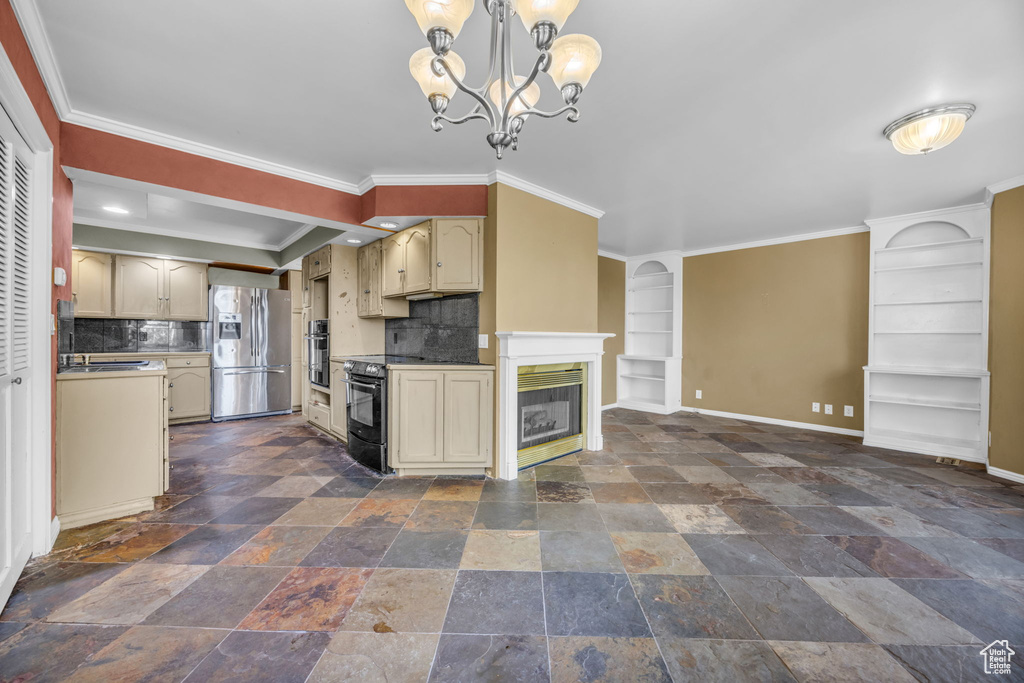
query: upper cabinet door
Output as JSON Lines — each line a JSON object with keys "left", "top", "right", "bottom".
{"left": 115, "top": 256, "right": 164, "bottom": 318}
{"left": 356, "top": 245, "right": 371, "bottom": 317}
{"left": 381, "top": 234, "right": 405, "bottom": 298}
{"left": 434, "top": 219, "right": 482, "bottom": 292}
{"left": 71, "top": 250, "right": 113, "bottom": 317}
{"left": 165, "top": 260, "right": 209, "bottom": 321}
{"left": 403, "top": 223, "right": 432, "bottom": 294}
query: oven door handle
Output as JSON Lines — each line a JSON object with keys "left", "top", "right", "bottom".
{"left": 337, "top": 378, "right": 378, "bottom": 390}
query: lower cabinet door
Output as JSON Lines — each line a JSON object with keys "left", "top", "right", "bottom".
{"left": 393, "top": 371, "right": 444, "bottom": 464}
{"left": 330, "top": 362, "right": 347, "bottom": 438}
{"left": 442, "top": 372, "right": 493, "bottom": 464}
{"left": 167, "top": 367, "right": 210, "bottom": 419}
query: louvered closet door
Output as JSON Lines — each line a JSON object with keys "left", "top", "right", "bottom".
{"left": 0, "top": 108, "right": 35, "bottom": 608}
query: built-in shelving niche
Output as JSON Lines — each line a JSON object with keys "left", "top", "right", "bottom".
{"left": 864, "top": 206, "right": 991, "bottom": 463}
{"left": 617, "top": 253, "right": 683, "bottom": 414}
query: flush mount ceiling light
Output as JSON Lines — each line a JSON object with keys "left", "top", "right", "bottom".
{"left": 102, "top": 205, "right": 130, "bottom": 214}
{"left": 405, "top": 0, "right": 601, "bottom": 159}
{"left": 883, "top": 104, "right": 976, "bottom": 155}
{"left": 379, "top": 221, "right": 400, "bottom": 229}
{"left": 346, "top": 238, "right": 364, "bottom": 244}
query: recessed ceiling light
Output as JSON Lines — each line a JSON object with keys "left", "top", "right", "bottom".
{"left": 883, "top": 103, "right": 975, "bottom": 155}
{"left": 346, "top": 238, "right": 363, "bottom": 244}
{"left": 379, "top": 221, "right": 399, "bottom": 229}
{"left": 102, "top": 205, "right": 130, "bottom": 214}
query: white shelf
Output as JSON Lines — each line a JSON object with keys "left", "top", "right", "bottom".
{"left": 874, "top": 330, "right": 983, "bottom": 335}
{"left": 874, "top": 298, "right": 983, "bottom": 306}
{"left": 621, "top": 374, "right": 666, "bottom": 381}
{"left": 869, "top": 427, "right": 981, "bottom": 450}
{"left": 875, "top": 237, "right": 983, "bottom": 254}
{"left": 875, "top": 260, "right": 983, "bottom": 273}
{"left": 629, "top": 330, "right": 672, "bottom": 334}
{"left": 631, "top": 271, "right": 673, "bottom": 279}
{"left": 869, "top": 395, "right": 982, "bottom": 411}
{"left": 864, "top": 365, "right": 989, "bottom": 377}
{"left": 620, "top": 355, "right": 672, "bottom": 362}
{"left": 629, "top": 310, "right": 673, "bottom": 314}
{"left": 629, "top": 284, "right": 674, "bottom": 292}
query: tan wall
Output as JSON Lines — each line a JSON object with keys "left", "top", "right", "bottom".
{"left": 493, "top": 183, "right": 599, "bottom": 334}
{"left": 598, "top": 256, "right": 625, "bottom": 406}
{"left": 989, "top": 186, "right": 1024, "bottom": 477}
{"left": 329, "top": 244, "right": 385, "bottom": 356}
{"left": 682, "top": 232, "right": 869, "bottom": 430}
{"left": 478, "top": 185, "right": 499, "bottom": 367}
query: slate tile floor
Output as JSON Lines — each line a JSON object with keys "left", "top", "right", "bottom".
{"left": 3, "top": 409, "right": 1024, "bottom": 681}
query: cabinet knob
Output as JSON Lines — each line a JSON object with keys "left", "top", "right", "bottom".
{"left": 398, "top": 269, "right": 405, "bottom": 273}
{"left": 437, "top": 262, "right": 442, "bottom": 267}
{"left": 169, "top": 407, "right": 174, "bottom": 412}
{"left": 364, "top": 289, "right": 370, "bottom": 294}
{"left": 314, "top": 261, "right": 320, "bottom": 266}
{"left": 169, "top": 383, "right": 174, "bottom": 388}
{"left": 186, "top": 360, "right": 191, "bottom": 365}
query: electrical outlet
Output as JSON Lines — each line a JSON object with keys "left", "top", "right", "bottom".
{"left": 478, "top": 334, "right": 488, "bottom": 349}
{"left": 825, "top": 404, "right": 833, "bottom": 415}
{"left": 812, "top": 402, "right": 820, "bottom": 413}
{"left": 695, "top": 389, "right": 702, "bottom": 399}
{"left": 844, "top": 405, "right": 854, "bottom": 417}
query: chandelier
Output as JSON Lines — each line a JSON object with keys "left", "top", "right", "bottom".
{"left": 405, "top": 0, "right": 602, "bottom": 159}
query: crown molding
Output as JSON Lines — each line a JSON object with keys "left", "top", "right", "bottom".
{"left": 680, "top": 225, "right": 869, "bottom": 258}
{"left": 361, "top": 173, "right": 491, "bottom": 195}
{"left": 275, "top": 223, "right": 320, "bottom": 251}
{"left": 597, "top": 249, "right": 626, "bottom": 262}
{"left": 985, "top": 174, "right": 1024, "bottom": 207}
{"left": 489, "top": 171, "right": 605, "bottom": 219}
{"left": 864, "top": 202, "right": 989, "bottom": 229}
{"left": 9, "top": 0, "right": 71, "bottom": 119}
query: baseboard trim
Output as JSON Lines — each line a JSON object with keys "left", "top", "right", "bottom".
{"left": 679, "top": 406, "right": 865, "bottom": 437}
{"left": 601, "top": 403, "right": 618, "bottom": 411}
{"left": 987, "top": 466, "right": 1024, "bottom": 485}
{"left": 862, "top": 436, "right": 985, "bottom": 464}
{"left": 49, "top": 516, "right": 60, "bottom": 549}
{"left": 58, "top": 498, "right": 155, "bottom": 531}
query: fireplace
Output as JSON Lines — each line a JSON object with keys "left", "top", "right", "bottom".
{"left": 517, "top": 364, "right": 585, "bottom": 468}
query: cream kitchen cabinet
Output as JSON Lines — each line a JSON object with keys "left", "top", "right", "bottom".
{"left": 329, "top": 360, "right": 347, "bottom": 441}
{"left": 71, "top": 250, "right": 113, "bottom": 317}
{"left": 89, "top": 352, "right": 211, "bottom": 424}
{"left": 357, "top": 241, "right": 409, "bottom": 319}
{"left": 114, "top": 255, "right": 209, "bottom": 321}
{"left": 306, "top": 245, "right": 332, "bottom": 279}
{"left": 380, "top": 218, "right": 483, "bottom": 299}
{"left": 388, "top": 366, "right": 493, "bottom": 475}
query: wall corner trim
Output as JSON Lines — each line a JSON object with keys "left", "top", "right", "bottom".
{"left": 490, "top": 171, "right": 605, "bottom": 219}
{"left": 680, "top": 225, "right": 868, "bottom": 258}
{"left": 9, "top": 0, "right": 71, "bottom": 118}
{"left": 985, "top": 174, "right": 1024, "bottom": 207}
{"left": 987, "top": 466, "right": 1024, "bottom": 486}
{"left": 597, "top": 250, "right": 626, "bottom": 262}
{"left": 679, "top": 406, "right": 865, "bottom": 438}
{"left": 46, "top": 516, "right": 60, "bottom": 555}
{"left": 601, "top": 403, "right": 618, "bottom": 411}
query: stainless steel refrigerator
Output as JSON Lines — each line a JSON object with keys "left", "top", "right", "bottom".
{"left": 210, "top": 285, "right": 292, "bottom": 421}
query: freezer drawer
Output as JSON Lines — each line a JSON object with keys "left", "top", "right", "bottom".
{"left": 212, "top": 365, "right": 291, "bottom": 420}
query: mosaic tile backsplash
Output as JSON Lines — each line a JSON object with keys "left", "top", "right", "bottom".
{"left": 385, "top": 293, "right": 479, "bottom": 363}
{"left": 74, "top": 319, "right": 209, "bottom": 354}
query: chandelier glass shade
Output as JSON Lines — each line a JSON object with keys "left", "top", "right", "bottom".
{"left": 404, "top": 0, "right": 601, "bottom": 158}
{"left": 883, "top": 104, "right": 976, "bottom": 155}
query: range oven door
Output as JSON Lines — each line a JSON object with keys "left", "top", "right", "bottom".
{"left": 344, "top": 374, "right": 385, "bottom": 445}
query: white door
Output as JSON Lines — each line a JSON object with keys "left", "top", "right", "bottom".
{"left": 0, "top": 109, "right": 35, "bottom": 607}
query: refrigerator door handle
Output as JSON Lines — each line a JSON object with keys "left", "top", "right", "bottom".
{"left": 224, "top": 369, "right": 287, "bottom": 376}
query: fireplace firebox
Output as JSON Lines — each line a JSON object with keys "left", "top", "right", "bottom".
{"left": 516, "top": 364, "right": 586, "bottom": 469}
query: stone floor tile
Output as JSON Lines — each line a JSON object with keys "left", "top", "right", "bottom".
{"left": 771, "top": 641, "right": 918, "bottom": 682}
{"left": 609, "top": 532, "right": 708, "bottom": 575}
{"left": 300, "top": 527, "right": 400, "bottom": 568}
{"left": 979, "top": 538, "right": 1024, "bottom": 563}
{"left": 204, "top": 474, "right": 285, "bottom": 497}
{"left": 238, "top": 566, "right": 372, "bottom": 631}
{"left": 271, "top": 497, "right": 360, "bottom": 525}
{"left": 534, "top": 464, "right": 586, "bottom": 483}
{"left": 47, "top": 563, "right": 209, "bottom": 625}
{"left": 443, "top": 570, "right": 546, "bottom": 635}
{"left": 630, "top": 574, "right": 757, "bottom": 640}
{"left": 746, "top": 482, "right": 830, "bottom": 507}
{"left": 770, "top": 467, "right": 844, "bottom": 486}
{"left": 657, "top": 638, "right": 796, "bottom": 682}
{"left": 684, "top": 534, "right": 794, "bottom": 576}
{"left": 66, "top": 625, "right": 226, "bottom": 683}
{"left": 692, "top": 483, "right": 771, "bottom": 506}
{"left": 580, "top": 466, "right": 637, "bottom": 483}
{"left": 472, "top": 501, "right": 539, "bottom": 530}
{"left": 308, "top": 631, "right": 439, "bottom": 682}
{"left": 882, "top": 644, "right": 993, "bottom": 683}
{"left": 536, "top": 481, "right": 594, "bottom": 503}
{"left": 639, "top": 483, "right": 714, "bottom": 505}
{"left": 841, "top": 506, "right": 962, "bottom": 537}
{"left": 0, "top": 623, "right": 128, "bottom": 683}
{"left": 719, "top": 467, "right": 792, "bottom": 485}
{"left": 825, "top": 536, "right": 965, "bottom": 579}
{"left": 461, "top": 530, "right": 542, "bottom": 571}
{"left": 220, "top": 525, "right": 331, "bottom": 566}
{"left": 71, "top": 523, "right": 198, "bottom": 563}
{"left": 255, "top": 475, "right": 333, "bottom": 498}
{"left": 207, "top": 497, "right": 303, "bottom": 525}
{"left": 909, "top": 506, "right": 1024, "bottom": 539}
{"left": 627, "top": 466, "right": 686, "bottom": 482}
{"left": 339, "top": 498, "right": 419, "bottom": 528}
{"left": 671, "top": 466, "right": 739, "bottom": 484}
{"left": 423, "top": 478, "right": 485, "bottom": 501}
{"left": 183, "top": 630, "right": 330, "bottom": 683}
{"left": 786, "top": 506, "right": 893, "bottom": 536}
{"left": 430, "top": 634, "right": 549, "bottom": 682}
{"left": 903, "top": 537, "right": 1024, "bottom": 579}
{"left": 742, "top": 453, "right": 808, "bottom": 468}
{"left": 802, "top": 484, "right": 887, "bottom": 507}
{"left": 0, "top": 562, "right": 129, "bottom": 623}
{"left": 755, "top": 534, "right": 877, "bottom": 578}
{"left": 539, "top": 529, "right": 622, "bottom": 573}
{"left": 659, "top": 504, "right": 746, "bottom": 534}
{"left": 483, "top": 479, "right": 539, "bottom": 502}
{"left": 340, "top": 568, "right": 457, "bottom": 634}
{"left": 544, "top": 571, "right": 650, "bottom": 638}
{"left": 548, "top": 636, "right": 671, "bottom": 683}
{"left": 596, "top": 503, "right": 676, "bottom": 532}
{"left": 379, "top": 530, "right": 470, "bottom": 569}
{"left": 142, "top": 565, "right": 288, "bottom": 628}
{"left": 405, "top": 500, "right": 480, "bottom": 530}
{"left": 589, "top": 482, "right": 653, "bottom": 504}
{"left": 537, "top": 502, "right": 606, "bottom": 532}
{"left": 719, "top": 504, "right": 816, "bottom": 535}
{"left": 892, "top": 578, "right": 1024, "bottom": 646}
{"left": 804, "top": 577, "right": 980, "bottom": 646}
{"left": 311, "top": 476, "right": 381, "bottom": 498}
{"left": 364, "top": 477, "right": 434, "bottom": 499}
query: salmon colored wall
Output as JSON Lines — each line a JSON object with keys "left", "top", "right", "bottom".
{"left": 360, "top": 185, "right": 488, "bottom": 223}
{"left": 1, "top": 0, "right": 74, "bottom": 517}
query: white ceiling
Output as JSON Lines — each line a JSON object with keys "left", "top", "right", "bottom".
{"left": 30, "top": 0, "right": 1024, "bottom": 255}
{"left": 73, "top": 179, "right": 314, "bottom": 250}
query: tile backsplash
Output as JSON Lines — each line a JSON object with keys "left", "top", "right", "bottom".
{"left": 74, "top": 319, "right": 209, "bottom": 354}
{"left": 385, "top": 293, "right": 479, "bottom": 363}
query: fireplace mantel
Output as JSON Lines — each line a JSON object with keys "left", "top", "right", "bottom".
{"left": 495, "top": 331, "right": 614, "bottom": 480}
